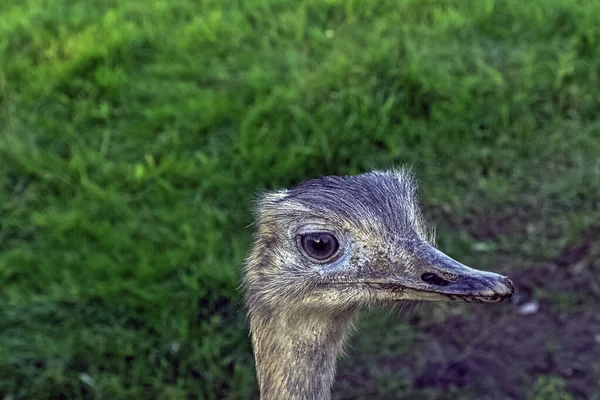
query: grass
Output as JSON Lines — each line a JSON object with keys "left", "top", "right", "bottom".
{"left": 1, "top": 0, "right": 599, "bottom": 398}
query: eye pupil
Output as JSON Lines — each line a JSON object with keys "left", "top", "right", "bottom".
{"left": 300, "top": 232, "right": 339, "bottom": 261}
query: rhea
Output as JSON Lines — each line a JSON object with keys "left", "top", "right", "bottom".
{"left": 243, "top": 169, "right": 514, "bottom": 400}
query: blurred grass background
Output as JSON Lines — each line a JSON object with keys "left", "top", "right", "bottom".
{"left": 1, "top": 0, "right": 599, "bottom": 399}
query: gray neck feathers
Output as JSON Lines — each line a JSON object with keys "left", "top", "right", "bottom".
{"left": 249, "top": 307, "right": 354, "bottom": 400}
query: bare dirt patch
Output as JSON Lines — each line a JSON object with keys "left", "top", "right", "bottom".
{"left": 414, "top": 305, "right": 600, "bottom": 399}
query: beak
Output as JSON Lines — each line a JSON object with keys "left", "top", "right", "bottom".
{"left": 374, "top": 243, "right": 514, "bottom": 303}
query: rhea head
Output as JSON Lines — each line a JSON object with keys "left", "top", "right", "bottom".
{"left": 244, "top": 168, "right": 514, "bottom": 316}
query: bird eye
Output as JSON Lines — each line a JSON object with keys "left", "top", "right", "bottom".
{"left": 299, "top": 232, "right": 339, "bottom": 261}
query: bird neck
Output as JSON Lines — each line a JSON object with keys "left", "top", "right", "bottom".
{"left": 249, "top": 307, "right": 355, "bottom": 400}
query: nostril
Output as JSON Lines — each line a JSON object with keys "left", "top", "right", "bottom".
{"left": 421, "top": 272, "right": 451, "bottom": 286}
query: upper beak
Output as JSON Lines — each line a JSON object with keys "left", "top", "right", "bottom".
{"left": 383, "top": 243, "right": 514, "bottom": 303}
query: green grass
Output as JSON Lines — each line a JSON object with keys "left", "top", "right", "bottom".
{"left": 1, "top": 0, "right": 599, "bottom": 398}
{"left": 530, "top": 376, "right": 574, "bottom": 400}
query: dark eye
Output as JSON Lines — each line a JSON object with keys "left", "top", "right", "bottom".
{"left": 299, "top": 232, "right": 339, "bottom": 261}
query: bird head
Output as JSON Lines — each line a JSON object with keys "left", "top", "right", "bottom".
{"left": 243, "top": 169, "right": 514, "bottom": 314}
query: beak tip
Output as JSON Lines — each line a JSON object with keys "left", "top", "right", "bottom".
{"left": 495, "top": 275, "right": 515, "bottom": 298}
